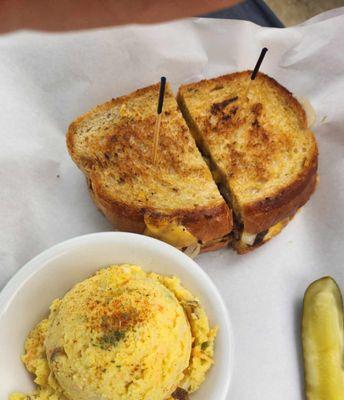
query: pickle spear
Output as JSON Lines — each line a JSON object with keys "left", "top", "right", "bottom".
{"left": 302, "top": 277, "right": 344, "bottom": 400}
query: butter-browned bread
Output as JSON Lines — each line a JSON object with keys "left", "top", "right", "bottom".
{"left": 178, "top": 71, "right": 318, "bottom": 253}
{"left": 67, "top": 83, "right": 233, "bottom": 254}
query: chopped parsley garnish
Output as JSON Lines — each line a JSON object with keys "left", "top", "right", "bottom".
{"left": 99, "top": 330, "right": 125, "bottom": 349}
{"left": 201, "top": 341, "right": 209, "bottom": 351}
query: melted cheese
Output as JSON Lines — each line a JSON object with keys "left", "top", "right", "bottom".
{"left": 144, "top": 216, "right": 197, "bottom": 248}
{"left": 241, "top": 231, "right": 256, "bottom": 246}
{"left": 263, "top": 221, "right": 286, "bottom": 241}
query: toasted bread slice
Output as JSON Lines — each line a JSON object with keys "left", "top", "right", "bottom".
{"left": 67, "top": 83, "right": 232, "bottom": 253}
{"left": 178, "top": 71, "right": 318, "bottom": 253}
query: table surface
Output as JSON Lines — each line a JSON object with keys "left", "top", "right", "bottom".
{"left": 203, "top": 0, "right": 283, "bottom": 27}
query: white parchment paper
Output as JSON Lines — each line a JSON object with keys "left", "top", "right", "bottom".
{"left": 1, "top": 8, "right": 344, "bottom": 399}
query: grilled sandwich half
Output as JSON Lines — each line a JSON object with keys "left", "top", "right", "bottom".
{"left": 67, "top": 83, "right": 233, "bottom": 254}
{"left": 178, "top": 71, "right": 318, "bottom": 253}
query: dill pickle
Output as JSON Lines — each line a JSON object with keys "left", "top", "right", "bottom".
{"left": 302, "top": 277, "right": 344, "bottom": 400}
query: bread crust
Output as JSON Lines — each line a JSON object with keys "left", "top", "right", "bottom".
{"left": 242, "top": 147, "right": 318, "bottom": 233}
{"left": 179, "top": 203, "right": 232, "bottom": 243}
{"left": 87, "top": 177, "right": 146, "bottom": 233}
{"left": 201, "top": 239, "right": 230, "bottom": 253}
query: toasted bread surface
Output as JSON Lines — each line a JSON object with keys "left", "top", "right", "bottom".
{"left": 67, "top": 84, "right": 232, "bottom": 249}
{"left": 178, "top": 71, "right": 318, "bottom": 238}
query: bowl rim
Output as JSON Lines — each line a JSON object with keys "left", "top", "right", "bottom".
{"left": 0, "top": 231, "right": 234, "bottom": 399}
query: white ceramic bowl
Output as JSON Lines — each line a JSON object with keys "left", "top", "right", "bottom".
{"left": 0, "top": 232, "right": 233, "bottom": 399}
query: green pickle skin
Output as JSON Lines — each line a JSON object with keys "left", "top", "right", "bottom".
{"left": 302, "top": 277, "right": 344, "bottom": 400}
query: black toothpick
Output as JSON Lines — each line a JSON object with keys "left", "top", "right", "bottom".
{"left": 251, "top": 47, "right": 268, "bottom": 80}
{"left": 245, "top": 47, "right": 268, "bottom": 99}
{"left": 157, "top": 76, "right": 166, "bottom": 114}
{"left": 153, "top": 77, "right": 167, "bottom": 163}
